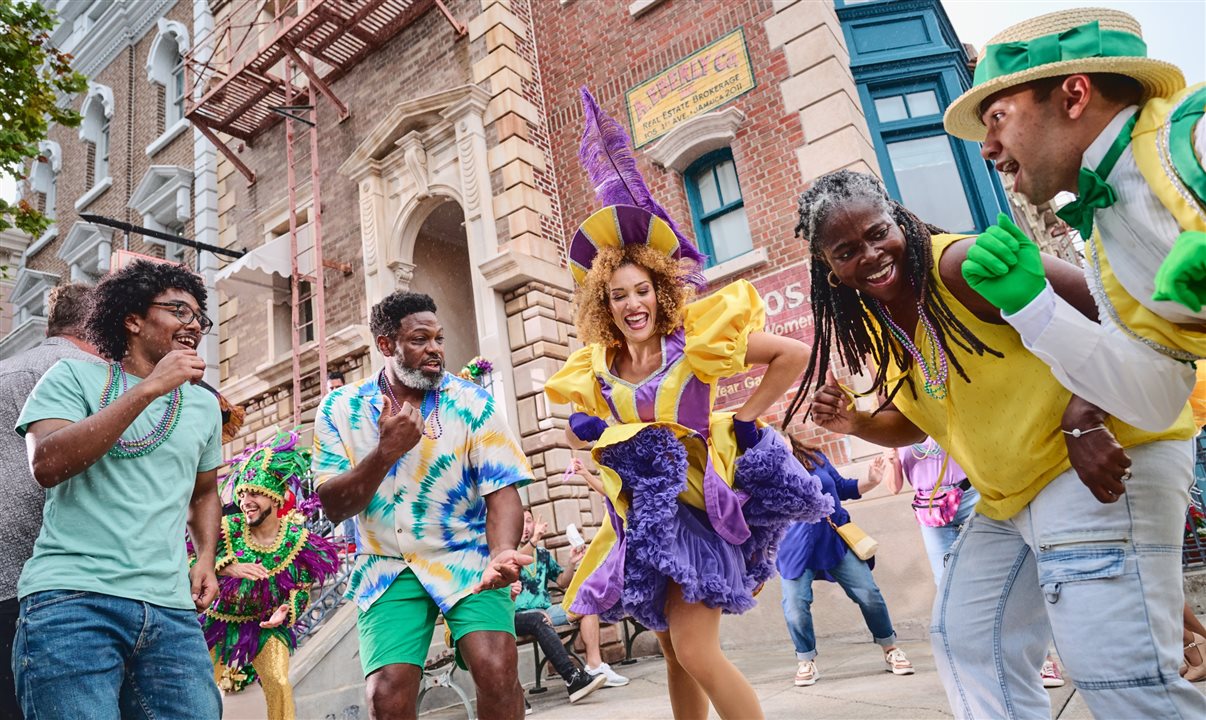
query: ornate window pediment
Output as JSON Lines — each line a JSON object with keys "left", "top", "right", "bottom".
{"left": 58, "top": 221, "right": 115, "bottom": 282}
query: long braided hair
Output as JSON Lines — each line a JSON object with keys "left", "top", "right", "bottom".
{"left": 781, "top": 170, "right": 998, "bottom": 428}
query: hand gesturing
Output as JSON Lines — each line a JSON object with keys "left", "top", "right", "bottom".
{"left": 471, "top": 549, "right": 533, "bottom": 594}
{"left": 378, "top": 395, "right": 423, "bottom": 463}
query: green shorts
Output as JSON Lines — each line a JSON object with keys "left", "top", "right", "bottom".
{"left": 357, "top": 568, "right": 515, "bottom": 676}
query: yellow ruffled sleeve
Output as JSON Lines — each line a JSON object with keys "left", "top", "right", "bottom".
{"left": 544, "top": 346, "right": 609, "bottom": 418}
{"left": 682, "top": 279, "right": 767, "bottom": 384}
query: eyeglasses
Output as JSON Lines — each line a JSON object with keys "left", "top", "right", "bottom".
{"left": 150, "top": 301, "right": 213, "bottom": 335}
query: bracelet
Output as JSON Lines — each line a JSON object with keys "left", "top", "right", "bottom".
{"left": 1061, "top": 424, "right": 1107, "bottom": 438}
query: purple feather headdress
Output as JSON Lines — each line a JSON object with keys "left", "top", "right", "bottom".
{"left": 576, "top": 87, "right": 708, "bottom": 289}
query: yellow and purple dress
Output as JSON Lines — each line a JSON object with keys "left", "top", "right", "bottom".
{"left": 545, "top": 280, "right": 832, "bottom": 631}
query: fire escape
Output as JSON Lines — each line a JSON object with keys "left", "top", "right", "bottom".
{"left": 184, "top": 0, "right": 466, "bottom": 424}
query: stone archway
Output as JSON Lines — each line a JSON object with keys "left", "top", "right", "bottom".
{"left": 405, "top": 198, "right": 479, "bottom": 371}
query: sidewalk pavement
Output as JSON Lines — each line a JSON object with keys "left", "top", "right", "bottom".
{"left": 421, "top": 629, "right": 1096, "bottom": 720}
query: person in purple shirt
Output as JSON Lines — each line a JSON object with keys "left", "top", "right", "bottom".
{"left": 777, "top": 440, "right": 913, "bottom": 687}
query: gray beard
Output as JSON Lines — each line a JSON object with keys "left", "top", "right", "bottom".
{"left": 394, "top": 361, "right": 442, "bottom": 391}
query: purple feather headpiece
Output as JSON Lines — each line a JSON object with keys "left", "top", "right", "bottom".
{"left": 575, "top": 87, "right": 707, "bottom": 289}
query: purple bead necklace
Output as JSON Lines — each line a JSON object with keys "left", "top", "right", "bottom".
{"left": 377, "top": 369, "right": 443, "bottom": 440}
{"left": 873, "top": 299, "right": 949, "bottom": 400}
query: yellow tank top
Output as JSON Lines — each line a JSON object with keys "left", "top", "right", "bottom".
{"left": 886, "top": 234, "right": 1195, "bottom": 521}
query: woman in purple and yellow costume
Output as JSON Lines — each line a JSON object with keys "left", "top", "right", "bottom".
{"left": 194, "top": 429, "right": 339, "bottom": 720}
{"left": 544, "top": 89, "right": 834, "bottom": 720}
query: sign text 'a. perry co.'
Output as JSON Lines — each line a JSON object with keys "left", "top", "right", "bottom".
{"left": 625, "top": 29, "right": 756, "bottom": 148}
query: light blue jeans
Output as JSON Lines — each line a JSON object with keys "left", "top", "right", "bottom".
{"left": 917, "top": 485, "right": 979, "bottom": 584}
{"left": 931, "top": 440, "right": 1206, "bottom": 719}
{"left": 13, "top": 590, "right": 221, "bottom": 719}
{"left": 781, "top": 549, "right": 897, "bottom": 661}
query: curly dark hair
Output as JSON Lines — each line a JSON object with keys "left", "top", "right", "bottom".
{"left": 781, "top": 170, "right": 999, "bottom": 428}
{"left": 370, "top": 291, "right": 437, "bottom": 338}
{"left": 87, "top": 260, "right": 209, "bottom": 361}
{"left": 574, "top": 244, "right": 694, "bottom": 347}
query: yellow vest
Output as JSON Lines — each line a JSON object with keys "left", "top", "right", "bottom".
{"left": 1094, "top": 83, "right": 1206, "bottom": 358}
{"left": 887, "top": 235, "right": 1195, "bottom": 521}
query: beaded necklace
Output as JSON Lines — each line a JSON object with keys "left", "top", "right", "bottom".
{"left": 100, "top": 362, "right": 183, "bottom": 458}
{"left": 873, "top": 299, "right": 949, "bottom": 400}
{"left": 909, "top": 441, "right": 943, "bottom": 460}
{"left": 377, "top": 369, "right": 443, "bottom": 440}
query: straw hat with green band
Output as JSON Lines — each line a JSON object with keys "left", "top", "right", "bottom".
{"left": 944, "top": 8, "right": 1185, "bottom": 142}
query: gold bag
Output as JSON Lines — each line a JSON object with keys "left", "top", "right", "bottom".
{"left": 828, "top": 518, "right": 878, "bottom": 561}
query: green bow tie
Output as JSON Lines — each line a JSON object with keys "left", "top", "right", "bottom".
{"left": 1055, "top": 168, "right": 1118, "bottom": 239}
{"left": 1053, "top": 112, "right": 1138, "bottom": 239}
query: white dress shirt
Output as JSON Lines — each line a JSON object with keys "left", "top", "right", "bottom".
{"left": 1000, "top": 105, "right": 1205, "bottom": 432}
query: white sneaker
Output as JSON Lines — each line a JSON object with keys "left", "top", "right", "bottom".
{"left": 586, "top": 661, "right": 630, "bottom": 687}
{"left": 794, "top": 660, "right": 819, "bottom": 686}
{"left": 885, "top": 647, "right": 915, "bottom": 675}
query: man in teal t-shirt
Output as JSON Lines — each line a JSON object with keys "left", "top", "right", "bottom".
{"left": 13, "top": 260, "right": 224, "bottom": 719}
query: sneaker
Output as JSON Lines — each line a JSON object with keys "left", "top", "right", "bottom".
{"left": 585, "top": 662, "right": 630, "bottom": 687}
{"left": 885, "top": 648, "right": 915, "bottom": 675}
{"left": 565, "top": 669, "right": 606, "bottom": 703}
{"left": 524, "top": 698, "right": 533, "bottom": 715}
{"left": 1041, "top": 659, "right": 1066, "bottom": 688}
{"left": 794, "top": 660, "right": 819, "bottom": 686}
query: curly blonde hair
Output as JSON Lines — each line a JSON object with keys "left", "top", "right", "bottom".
{"left": 574, "top": 244, "right": 695, "bottom": 347}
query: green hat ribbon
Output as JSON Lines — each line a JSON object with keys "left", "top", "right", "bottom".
{"left": 974, "top": 21, "right": 1149, "bottom": 87}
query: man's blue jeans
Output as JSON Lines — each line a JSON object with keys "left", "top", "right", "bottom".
{"left": 12, "top": 590, "right": 221, "bottom": 719}
{"left": 932, "top": 440, "right": 1206, "bottom": 719}
{"left": 780, "top": 549, "right": 897, "bottom": 661}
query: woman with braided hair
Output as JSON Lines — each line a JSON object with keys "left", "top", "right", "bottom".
{"left": 786, "top": 169, "right": 1202, "bottom": 719}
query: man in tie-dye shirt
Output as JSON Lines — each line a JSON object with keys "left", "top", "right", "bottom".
{"left": 314, "top": 291, "right": 533, "bottom": 720}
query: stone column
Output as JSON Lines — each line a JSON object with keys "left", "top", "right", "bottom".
{"left": 766, "top": 0, "right": 881, "bottom": 182}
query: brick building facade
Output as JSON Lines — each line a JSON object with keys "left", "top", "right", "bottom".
{"left": 8, "top": 0, "right": 926, "bottom": 559}
{"left": 196, "top": 0, "right": 873, "bottom": 564}
{"left": 2, "top": 0, "right": 220, "bottom": 381}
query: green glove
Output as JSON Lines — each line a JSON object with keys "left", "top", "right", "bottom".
{"left": 961, "top": 212, "right": 1048, "bottom": 315}
{"left": 1153, "top": 230, "right": 1206, "bottom": 312}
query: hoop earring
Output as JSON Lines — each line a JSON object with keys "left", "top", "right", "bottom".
{"left": 827, "top": 271, "right": 840, "bottom": 288}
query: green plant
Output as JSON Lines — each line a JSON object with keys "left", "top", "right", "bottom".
{"left": 0, "top": 0, "right": 87, "bottom": 236}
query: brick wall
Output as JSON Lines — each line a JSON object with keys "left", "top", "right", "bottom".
{"left": 532, "top": 0, "right": 807, "bottom": 274}
{"left": 216, "top": 0, "right": 478, "bottom": 386}
{"left": 26, "top": 0, "right": 200, "bottom": 280}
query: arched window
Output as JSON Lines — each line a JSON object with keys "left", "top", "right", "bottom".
{"left": 146, "top": 20, "right": 190, "bottom": 154}
{"left": 684, "top": 148, "right": 752, "bottom": 267}
{"left": 28, "top": 141, "right": 61, "bottom": 221}
{"left": 77, "top": 83, "right": 114, "bottom": 208}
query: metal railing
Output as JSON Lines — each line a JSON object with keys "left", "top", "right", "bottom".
{"left": 295, "top": 516, "right": 355, "bottom": 645}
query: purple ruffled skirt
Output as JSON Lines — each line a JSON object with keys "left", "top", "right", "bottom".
{"left": 573, "top": 425, "right": 832, "bottom": 632}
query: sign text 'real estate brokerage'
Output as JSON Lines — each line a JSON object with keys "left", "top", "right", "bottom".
{"left": 625, "top": 28, "right": 756, "bottom": 148}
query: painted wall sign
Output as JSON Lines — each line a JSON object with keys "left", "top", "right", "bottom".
{"left": 626, "top": 28, "right": 756, "bottom": 148}
{"left": 714, "top": 261, "right": 813, "bottom": 410}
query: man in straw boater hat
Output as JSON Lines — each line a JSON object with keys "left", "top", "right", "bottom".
{"left": 948, "top": 7, "right": 1206, "bottom": 434}
{"left": 930, "top": 8, "right": 1206, "bottom": 718}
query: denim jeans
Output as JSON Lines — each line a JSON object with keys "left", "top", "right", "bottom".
{"left": 931, "top": 440, "right": 1206, "bottom": 719}
{"left": 12, "top": 590, "right": 221, "bottom": 719}
{"left": 917, "top": 485, "right": 979, "bottom": 585}
{"left": 780, "top": 549, "right": 897, "bottom": 661}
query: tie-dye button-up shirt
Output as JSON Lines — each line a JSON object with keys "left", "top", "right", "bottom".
{"left": 312, "top": 373, "right": 533, "bottom": 612}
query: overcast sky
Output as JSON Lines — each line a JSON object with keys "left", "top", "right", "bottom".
{"left": 3, "top": 0, "right": 1201, "bottom": 206}
{"left": 943, "top": 0, "right": 1205, "bottom": 85}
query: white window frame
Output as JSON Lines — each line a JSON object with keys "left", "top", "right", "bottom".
{"left": 145, "top": 19, "right": 191, "bottom": 157}
{"left": 76, "top": 82, "right": 114, "bottom": 210}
